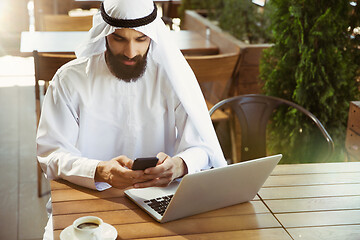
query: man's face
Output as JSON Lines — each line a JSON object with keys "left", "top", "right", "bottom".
{"left": 105, "top": 28, "right": 151, "bottom": 82}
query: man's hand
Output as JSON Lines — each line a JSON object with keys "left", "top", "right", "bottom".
{"left": 95, "top": 155, "right": 151, "bottom": 189}
{"left": 133, "top": 152, "right": 188, "bottom": 188}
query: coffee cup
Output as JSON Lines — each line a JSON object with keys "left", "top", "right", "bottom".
{"left": 72, "top": 216, "right": 103, "bottom": 240}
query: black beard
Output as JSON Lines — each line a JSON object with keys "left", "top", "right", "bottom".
{"left": 105, "top": 42, "right": 148, "bottom": 82}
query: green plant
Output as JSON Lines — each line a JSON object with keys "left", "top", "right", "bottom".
{"left": 179, "top": 0, "right": 271, "bottom": 43}
{"left": 178, "top": 0, "right": 223, "bottom": 19}
{"left": 349, "top": 1, "right": 360, "bottom": 83}
{"left": 260, "top": 0, "right": 360, "bottom": 163}
{"left": 218, "top": 0, "right": 272, "bottom": 43}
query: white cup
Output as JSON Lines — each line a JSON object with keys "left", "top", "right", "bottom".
{"left": 72, "top": 216, "right": 103, "bottom": 240}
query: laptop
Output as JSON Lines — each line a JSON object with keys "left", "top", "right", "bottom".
{"left": 124, "top": 154, "right": 282, "bottom": 223}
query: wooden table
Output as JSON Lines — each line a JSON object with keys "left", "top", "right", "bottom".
{"left": 259, "top": 161, "right": 360, "bottom": 240}
{"left": 20, "top": 30, "right": 219, "bottom": 56}
{"left": 50, "top": 161, "right": 360, "bottom": 240}
{"left": 50, "top": 181, "right": 288, "bottom": 240}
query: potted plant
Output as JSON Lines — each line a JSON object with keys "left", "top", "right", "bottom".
{"left": 180, "top": 0, "right": 360, "bottom": 163}
{"left": 260, "top": 0, "right": 360, "bottom": 163}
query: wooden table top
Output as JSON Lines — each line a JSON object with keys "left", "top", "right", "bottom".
{"left": 259, "top": 161, "right": 360, "bottom": 240}
{"left": 20, "top": 30, "right": 219, "bottom": 56}
{"left": 50, "top": 161, "right": 360, "bottom": 240}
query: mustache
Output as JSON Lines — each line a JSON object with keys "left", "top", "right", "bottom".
{"left": 111, "top": 52, "right": 142, "bottom": 63}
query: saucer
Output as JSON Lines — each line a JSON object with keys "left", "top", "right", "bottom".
{"left": 60, "top": 222, "right": 117, "bottom": 240}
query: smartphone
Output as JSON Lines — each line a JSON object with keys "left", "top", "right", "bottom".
{"left": 132, "top": 157, "right": 159, "bottom": 170}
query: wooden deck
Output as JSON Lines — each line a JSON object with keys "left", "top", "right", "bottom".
{"left": 0, "top": 55, "right": 50, "bottom": 240}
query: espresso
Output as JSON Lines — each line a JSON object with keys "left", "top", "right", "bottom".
{"left": 77, "top": 222, "right": 99, "bottom": 229}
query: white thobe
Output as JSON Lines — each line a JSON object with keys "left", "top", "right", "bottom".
{"left": 38, "top": 52, "right": 211, "bottom": 240}
{"left": 36, "top": 52, "right": 210, "bottom": 191}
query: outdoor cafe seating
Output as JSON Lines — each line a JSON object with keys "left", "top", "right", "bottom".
{"left": 1, "top": 0, "right": 359, "bottom": 239}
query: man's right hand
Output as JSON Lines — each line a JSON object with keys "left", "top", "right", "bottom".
{"left": 94, "top": 155, "right": 149, "bottom": 189}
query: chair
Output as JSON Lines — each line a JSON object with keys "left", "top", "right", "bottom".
{"left": 160, "top": 0, "right": 181, "bottom": 30}
{"left": 209, "top": 94, "right": 335, "bottom": 163}
{"left": 186, "top": 53, "right": 240, "bottom": 160}
{"left": 231, "top": 44, "right": 272, "bottom": 96}
{"left": 33, "top": 50, "right": 76, "bottom": 197}
{"left": 39, "top": 14, "right": 93, "bottom": 31}
{"left": 185, "top": 53, "right": 240, "bottom": 122}
{"left": 33, "top": 0, "right": 73, "bottom": 30}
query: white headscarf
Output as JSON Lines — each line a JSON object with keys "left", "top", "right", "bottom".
{"left": 76, "top": 0, "right": 227, "bottom": 168}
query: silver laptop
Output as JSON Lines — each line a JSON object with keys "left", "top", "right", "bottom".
{"left": 124, "top": 154, "right": 282, "bottom": 223}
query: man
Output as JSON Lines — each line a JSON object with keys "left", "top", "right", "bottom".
{"left": 37, "top": 0, "right": 227, "bottom": 238}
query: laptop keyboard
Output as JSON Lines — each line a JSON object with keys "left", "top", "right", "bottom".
{"left": 144, "top": 194, "right": 174, "bottom": 216}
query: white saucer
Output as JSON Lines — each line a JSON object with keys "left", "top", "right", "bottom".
{"left": 60, "top": 222, "right": 117, "bottom": 240}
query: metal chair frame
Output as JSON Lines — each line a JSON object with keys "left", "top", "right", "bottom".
{"left": 209, "top": 94, "right": 335, "bottom": 162}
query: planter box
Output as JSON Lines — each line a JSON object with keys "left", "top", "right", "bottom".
{"left": 346, "top": 101, "right": 360, "bottom": 161}
{"left": 183, "top": 10, "right": 272, "bottom": 96}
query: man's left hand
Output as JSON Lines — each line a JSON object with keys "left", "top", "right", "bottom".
{"left": 133, "top": 152, "right": 188, "bottom": 188}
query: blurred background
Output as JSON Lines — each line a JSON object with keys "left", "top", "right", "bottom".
{"left": 1, "top": 1, "right": 50, "bottom": 240}
{"left": 0, "top": 0, "right": 359, "bottom": 239}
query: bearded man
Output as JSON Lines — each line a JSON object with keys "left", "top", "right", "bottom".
{"left": 36, "top": 0, "right": 227, "bottom": 239}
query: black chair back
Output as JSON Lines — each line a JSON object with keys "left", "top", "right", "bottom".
{"left": 209, "top": 94, "right": 335, "bottom": 162}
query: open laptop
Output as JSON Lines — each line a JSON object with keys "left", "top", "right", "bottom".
{"left": 124, "top": 154, "right": 282, "bottom": 223}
